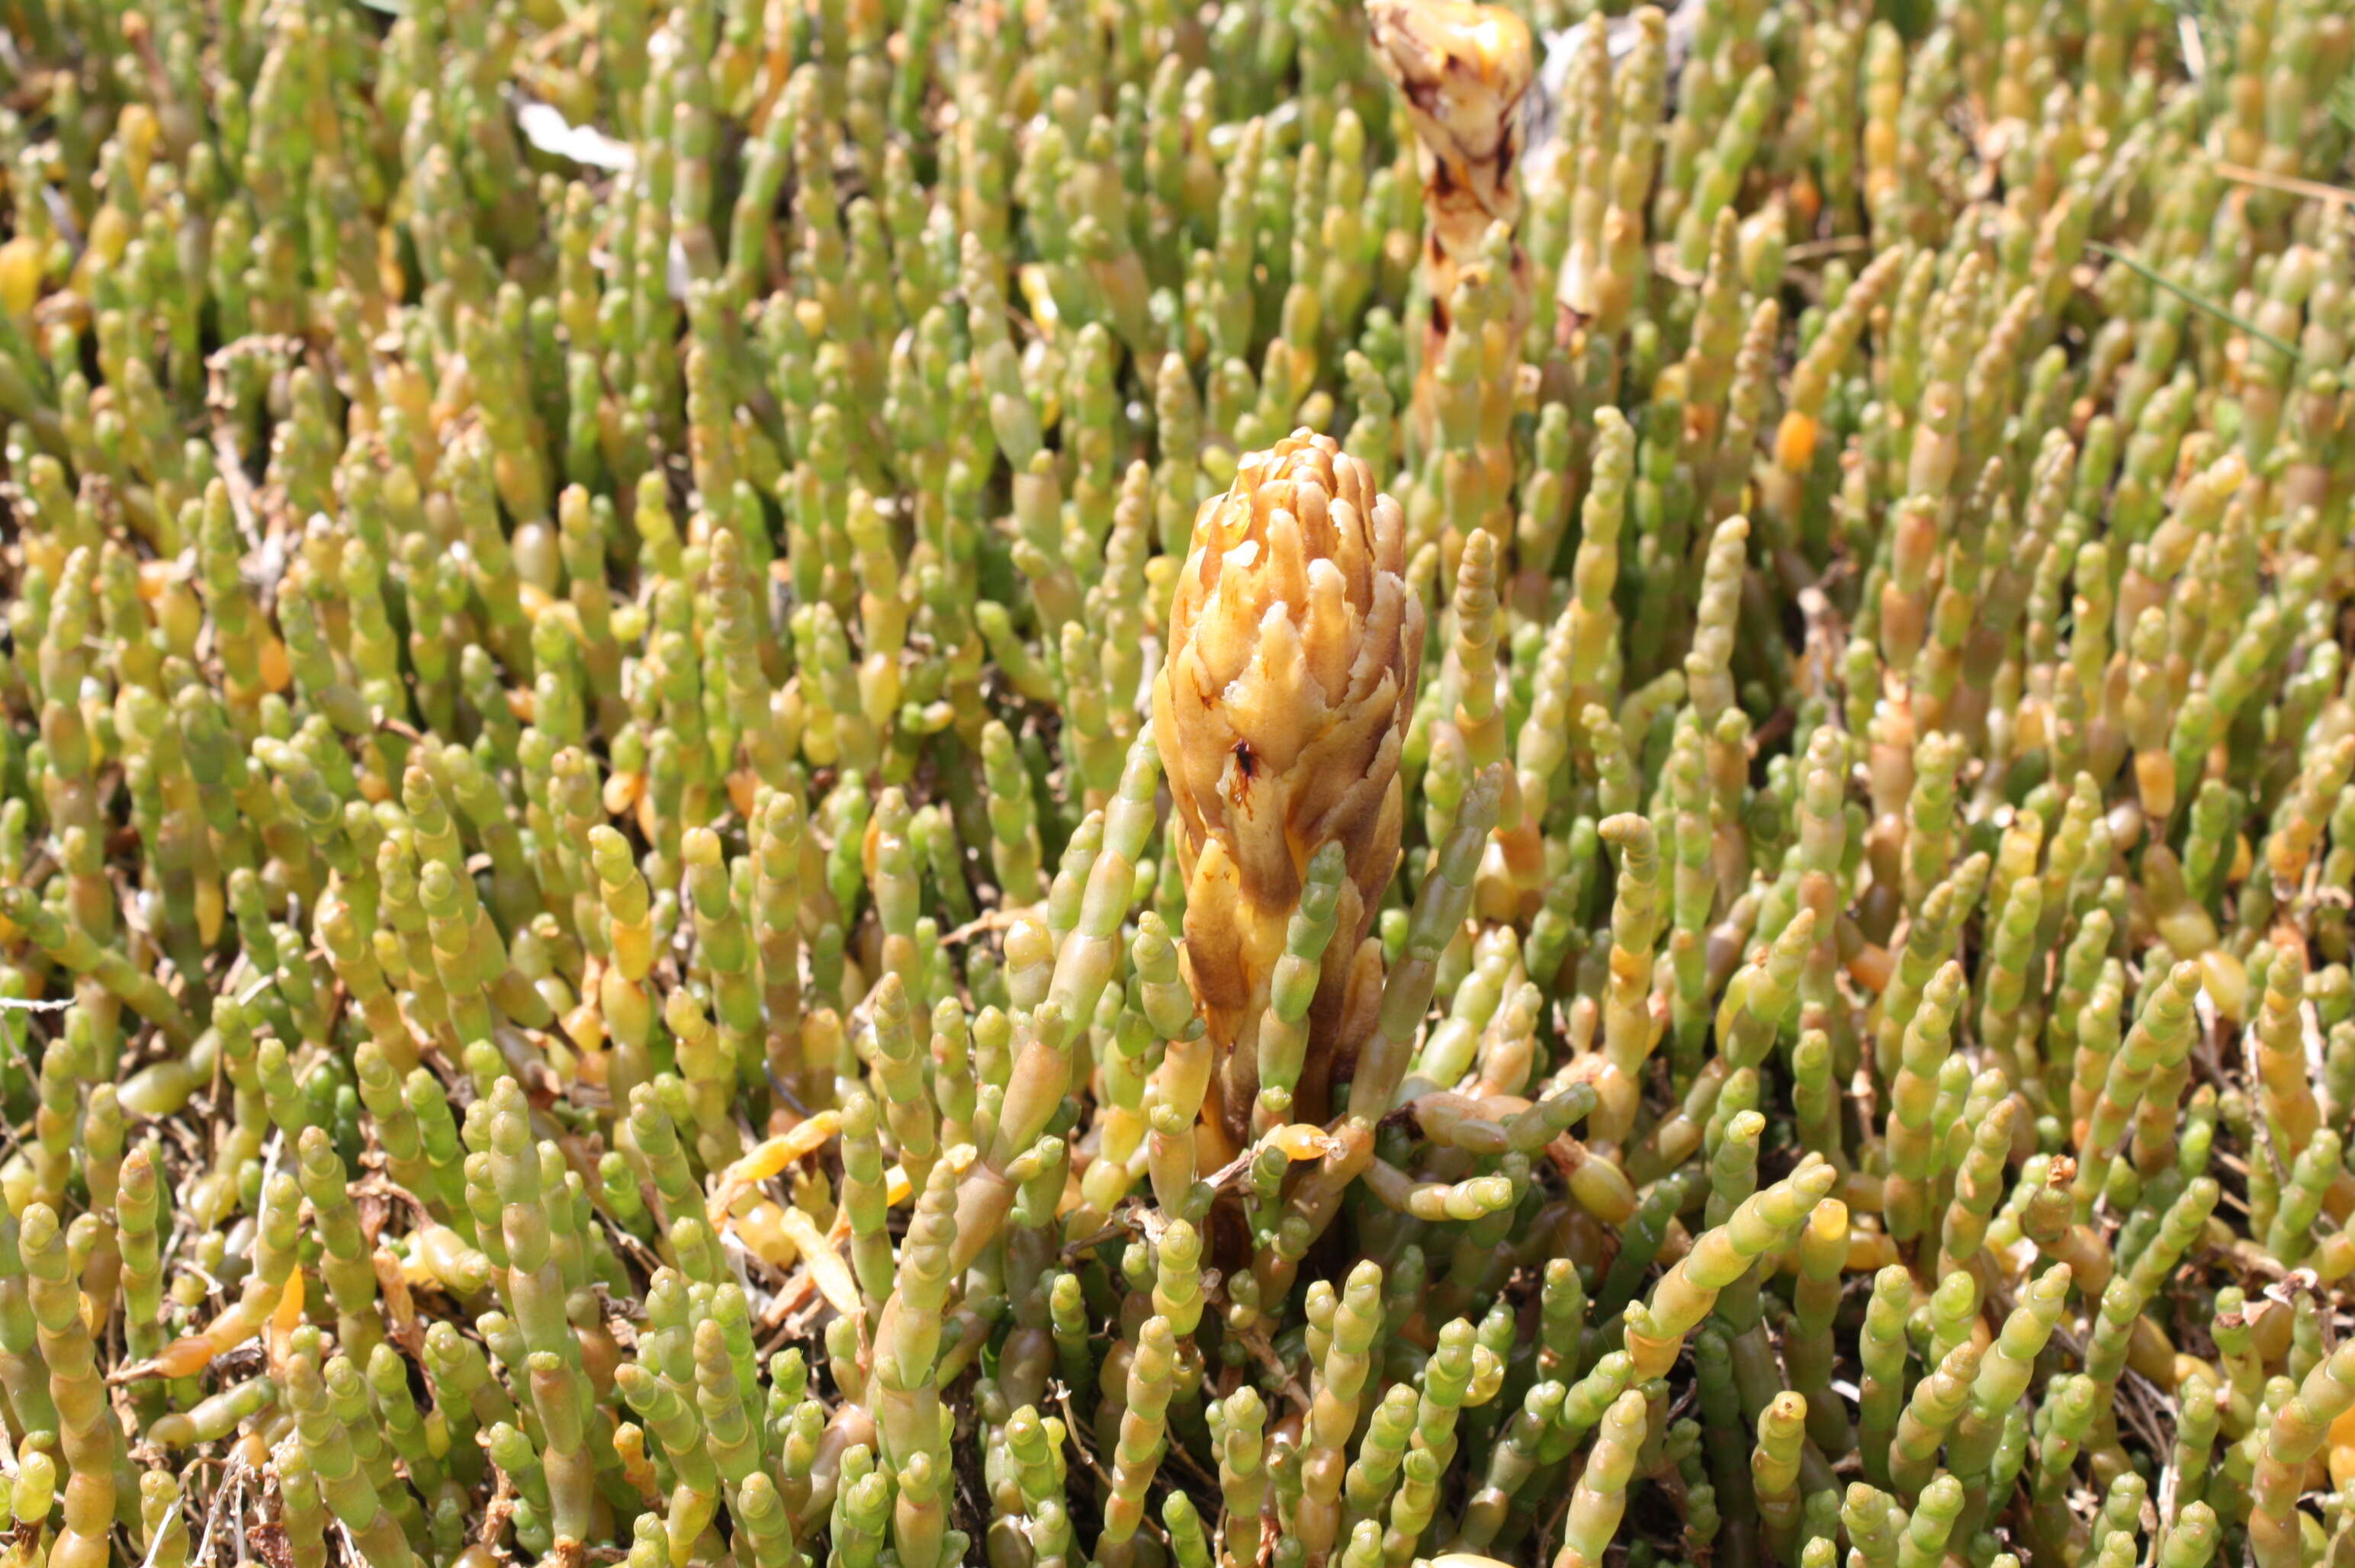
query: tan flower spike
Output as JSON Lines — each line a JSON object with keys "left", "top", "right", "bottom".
{"left": 1153, "top": 430, "right": 1423, "bottom": 1158}
{"left": 1368, "top": 0, "right": 1535, "bottom": 323}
